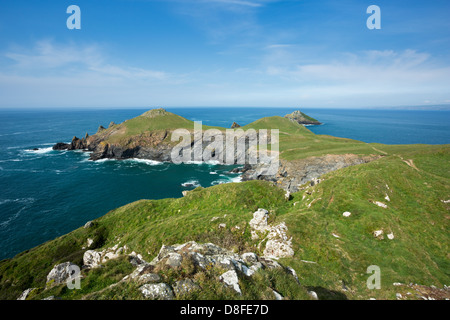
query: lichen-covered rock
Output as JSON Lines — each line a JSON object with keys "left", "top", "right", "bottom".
{"left": 83, "top": 244, "right": 127, "bottom": 268}
{"left": 140, "top": 283, "right": 174, "bottom": 300}
{"left": 263, "top": 222, "right": 294, "bottom": 258}
{"left": 172, "top": 279, "right": 200, "bottom": 297}
{"left": 46, "top": 262, "right": 77, "bottom": 287}
{"left": 137, "top": 273, "right": 162, "bottom": 284}
{"left": 249, "top": 208, "right": 269, "bottom": 232}
{"left": 166, "top": 253, "right": 183, "bottom": 268}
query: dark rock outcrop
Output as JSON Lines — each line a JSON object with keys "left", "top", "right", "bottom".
{"left": 231, "top": 122, "right": 241, "bottom": 128}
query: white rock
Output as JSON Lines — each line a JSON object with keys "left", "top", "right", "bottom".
{"left": 332, "top": 233, "right": 340, "bottom": 238}
{"left": 210, "top": 216, "right": 220, "bottom": 222}
{"left": 308, "top": 291, "right": 319, "bottom": 300}
{"left": 218, "top": 223, "right": 226, "bottom": 229}
{"left": 242, "top": 252, "right": 258, "bottom": 264}
{"left": 166, "top": 253, "right": 183, "bottom": 267}
{"left": 83, "top": 250, "right": 102, "bottom": 268}
{"left": 396, "top": 293, "right": 402, "bottom": 299}
{"left": 284, "top": 191, "right": 291, "bottom": 201}
{"left": 46, "top": 262, "right": 77, "bottom": 286}
{"left": 17, "top": 288, "right": 36, "bottom": 300}
{"left": 220, "top": 270, "right": 241, "bottom": 295}
{"left": 374, "top": 201, "right": 388, "bottom": 209}
{"left": 387, "top": 233, "right": 395, "bottom": 240}
{"left": 343, "top": 211, "right": 351, "bottom": 217}
{"left": 373, "top": 230, "right": 383, "bottom": 237}
{"left": 249, "top": 208, "right": 269, "bottom": 232}
{"left": 272, "top": 289, "right": 283, "bottom": 300}
{"left": 393, "top": 282, "right": 403, "bottom": 286}
{"left": 85, "top": 238, "right": 93, "bottom": 249}
{"left": 83, "top": 245, "right": 125, "bottom": 268}
{"left": 385, "top": 194, "right": 390, "bottom": 202}
{"left": 140, "top": 283, "right": 174, "bottom": 300}
{"left": 286, "top": 266, "right": 300, "bottom": 283}
{"left": 264, "top": 239, "right": 294, "bottom": 258}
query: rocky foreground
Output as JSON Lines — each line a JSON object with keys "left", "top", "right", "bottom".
{"left": 17, "top": 208, "right": 308, "bottom": 300}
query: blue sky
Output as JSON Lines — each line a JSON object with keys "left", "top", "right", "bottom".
{"left": 0, "top": 0, "right": 449, "bottom": 108}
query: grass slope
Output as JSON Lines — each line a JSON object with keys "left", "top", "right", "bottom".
{"left": 0, "top": 110, "right": 448, "bottom": 300}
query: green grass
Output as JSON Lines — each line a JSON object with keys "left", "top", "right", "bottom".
{"left": 0, "top": 110, "right": 448, "bottom": 300}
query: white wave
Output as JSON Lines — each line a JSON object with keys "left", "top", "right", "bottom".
{"left": 230, "top": 175, "right": 242, "bottom": 183}
{"left": 210, "top": 171, "right": 218, "bottom": 175}
{"left": 211, "top": 179, "right": 228, "bottom": 186}
{"left": 0, "top": 198, "right": 35, "bottom": 206}
{"left": 95, "top": 158, "right": 116, "bottom": 163}
{"left": 24, "top": 147, "right": 54, "bottom": 154}
{"left": 181, "top": 180, "right": 201, "bottom": 188}
{"left": 185, "top": 160, "right": 204, "bottom": 165}
{"left": 205, "top": 160, "right": 221, "bottom": 165}
{"left": 124, "top": 158, "right": 163, "bottom": 166}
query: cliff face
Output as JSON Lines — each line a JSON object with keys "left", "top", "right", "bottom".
{"left": 53, "top": 109, "right": 187, "bottom": 161}
{"left": 52, "top": 108, "right": 273, "bottom": 163}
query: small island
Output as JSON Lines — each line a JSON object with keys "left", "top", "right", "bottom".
{"left": 284, "top": 110, "right": 322, "bottom": 125}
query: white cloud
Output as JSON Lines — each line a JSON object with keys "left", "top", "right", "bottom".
{"left": 1, "top": 40, "right": 449, "bottom": 108}
{"left": 3, "top": 40, "right": 172, "bottom": 81}
{"left": 263, "top": 49, "right": 450, "bottom": 97}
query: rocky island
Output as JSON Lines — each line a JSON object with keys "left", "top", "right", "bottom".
{"left": 1, "top": 108, "right": 449, "bottom": 301}
{"left": 284, "top": 110, "right": 322, "bottom": 125}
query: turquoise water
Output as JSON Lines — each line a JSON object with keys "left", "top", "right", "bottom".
{"left": 0, "top": 107, "right": 449, "bottom": 259}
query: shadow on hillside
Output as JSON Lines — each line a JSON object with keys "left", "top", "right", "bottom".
{"left": 306, "top": 286, "right": 348, "bottom": 300}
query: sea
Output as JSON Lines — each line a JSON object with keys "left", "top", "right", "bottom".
{"left": 0, "top": 107, "right": 449, "bottom": 260}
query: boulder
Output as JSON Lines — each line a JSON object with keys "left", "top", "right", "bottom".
{"left": 263, "top": 239, "right": 294, "bottom": 258}
{"left": 83, "top": 221, "right": 94, "bottom": 229}
{"left": 83, "top": 244, "right": 126, "bottom": 268}
{"left": 137, "top": 273, "right": 161, "bottom": 284}
{"left": 172, "top": 279, "right": 200, "bottom": 297}
{"left": 308, "top": 290, "right": 319, "bottom": 300}
{"left": 231, "top": 122, "right": 241, "bottom": 129}
{"left": 140, "top": 283, "right": 174, "bottom": 300}
{"left": 83, "top": 250, "right": 102, "bottom": 269}
{"left": 17, "top": 288, "right": 36, "bottom": 300}
{"left": 220, "top": 270, "right": 241, "bottom": 295}
{"left": 165, "top": 253, "right": 183, "bottom": 268}
{"left": 242, "top": 252, "right": 258, "bottom": 264}
{"left": 46, "top": 262, "right": 77, "bottom": 287}
{"left": 262, "top": 222, "right": 294, "bottom": 258}
{"left": 249, "top": 208, "right": 269, "bottom": 232}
